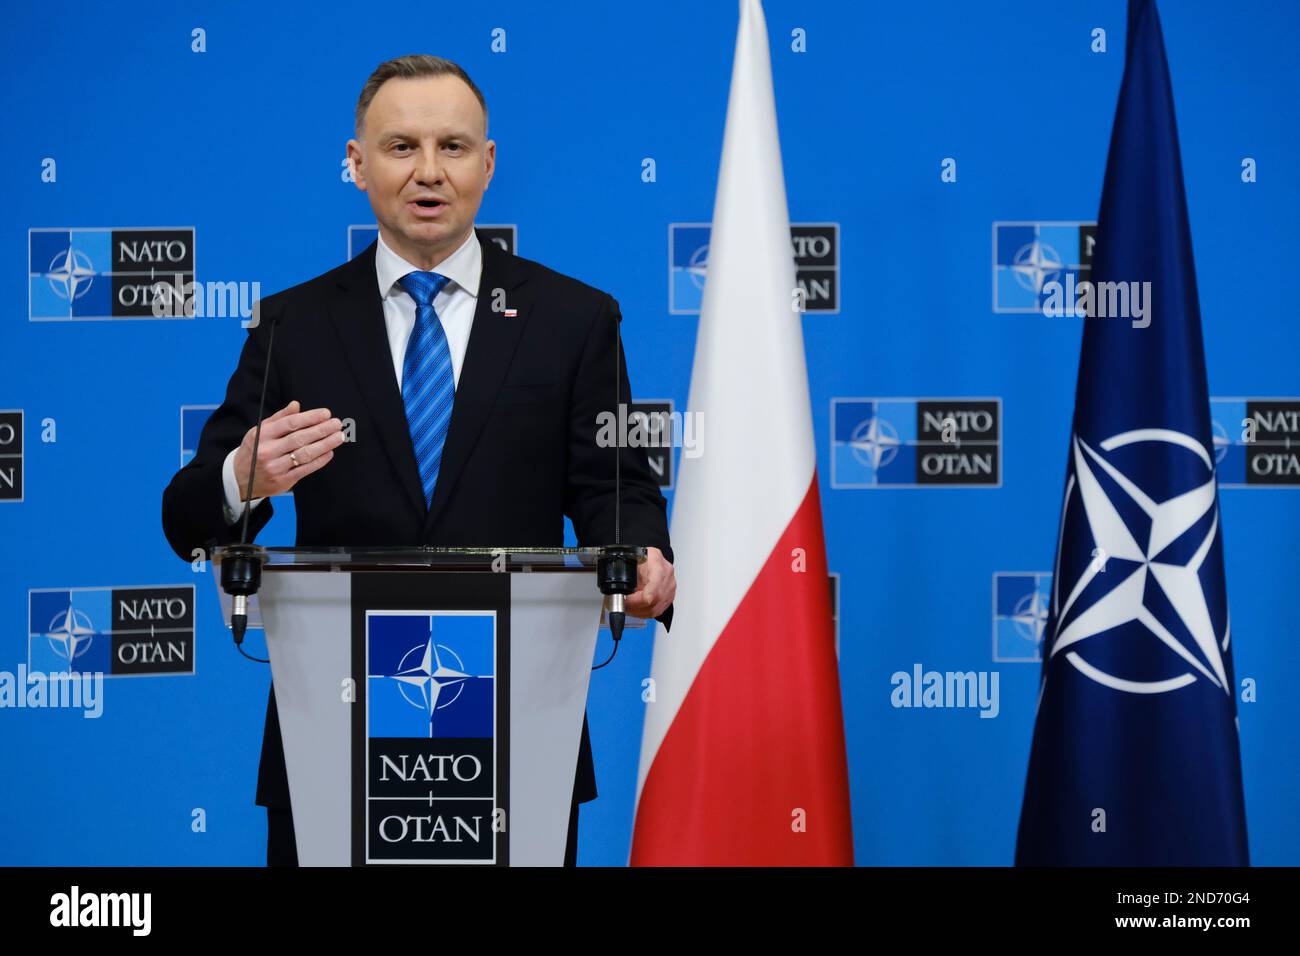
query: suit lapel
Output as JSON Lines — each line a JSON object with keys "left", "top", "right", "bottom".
{"left": 422, "top": 229, "right": 531, "bottom": 535}
{"left": 327, "top": 242, "right": 428, "bottom": 519}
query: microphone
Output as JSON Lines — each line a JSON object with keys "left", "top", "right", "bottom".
{"left": 220, "top": 310, "right": 281, "bottom": 656}
{"left": 595, "top": 300, "right": 638, "bottom": 667}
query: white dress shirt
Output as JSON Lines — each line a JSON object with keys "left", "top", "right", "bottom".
{"left": 221, "top": 228, "right": 483, "bottom": 522}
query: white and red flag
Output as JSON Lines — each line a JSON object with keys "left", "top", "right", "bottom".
{"left": 630, "top": 0, "right": 853, "bottom": 866}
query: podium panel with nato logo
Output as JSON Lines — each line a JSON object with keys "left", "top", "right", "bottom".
{"left": 210, "top": 546, "right": 633, "bottom": 867}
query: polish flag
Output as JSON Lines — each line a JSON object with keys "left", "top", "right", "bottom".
{"left": 630, "top": 0, "right": 854, "bottom": 866}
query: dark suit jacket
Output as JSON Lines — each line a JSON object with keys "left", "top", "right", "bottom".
{"left": 161, "top": 229, "right": 672, "bottom": 809}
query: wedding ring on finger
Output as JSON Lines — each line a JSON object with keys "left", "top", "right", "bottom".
{"left": 290, "top": 451, "right": 300, "bottom": 468}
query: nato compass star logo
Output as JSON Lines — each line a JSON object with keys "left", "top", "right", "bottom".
{"left": 1050, "top": 429, "right": 1230, "bottom": 695}
{"left": 993, "top": 572, "right": 1052, "bottom": 662}
{"left": 1011, "top": 239, "right": 1063, "bottom": 294}
{"left": 43, "top": 606, "right": 99, "bottom": 663}
{"left": 365, "top": 613, "right": 496, "bottom": 740}
{"left": 388, "top": 639, "right": 473, "bottom": 716}
{"left": 46, "top": 247, "right": 96, "bottom": 301}
{"left": 848, "top": 415, "right": 901, "bottom": 470}
{"left": 1012, "top": 588, "right": 1050, "bottom": 647}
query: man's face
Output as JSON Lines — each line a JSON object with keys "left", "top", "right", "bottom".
{"left": 347, "top": 75, "right": 495, "bottom": 269}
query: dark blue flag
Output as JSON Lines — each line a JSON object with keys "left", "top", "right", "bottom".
{"left": 1015, "top": 0, "right": 1249, "bottom": 866}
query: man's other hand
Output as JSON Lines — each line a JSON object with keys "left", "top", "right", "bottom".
{"left": 625, "top": 546, "right": 676, "bottom": 620}
{"left": 232, "top": 401, "right": 345, "bottom": 500}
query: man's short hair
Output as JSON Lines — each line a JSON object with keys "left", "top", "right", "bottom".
{"left": 355, "top": 54, "right": 489, "bottom": 137}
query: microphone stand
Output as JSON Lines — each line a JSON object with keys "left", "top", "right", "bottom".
{"left": 595, "top": 304, "right": 639, "bottom": 667}
{"left": 220, "top": 313, "right": 280, "bottom": 661}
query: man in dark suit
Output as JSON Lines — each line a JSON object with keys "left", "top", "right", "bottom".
{"left": 160, "top": 54, "right": 675, "bottom": 866}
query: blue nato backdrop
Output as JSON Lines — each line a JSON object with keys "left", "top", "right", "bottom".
{"left": 1, "top": 0, "right": 1297, "bottom": 866}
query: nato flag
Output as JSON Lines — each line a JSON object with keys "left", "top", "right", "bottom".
{"left": 1015, "top": 0, "right": 1249, "bottom": 866}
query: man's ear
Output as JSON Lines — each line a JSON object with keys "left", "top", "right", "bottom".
{"left": 483, "top": 139, "right": 495, "bottom": 189}
{"left": 345, "top": 139, "right": 366, "bottom": 189}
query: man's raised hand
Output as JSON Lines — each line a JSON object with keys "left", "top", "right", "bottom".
{"left": 232, "top": 400, "right": 345, "bottom": 500}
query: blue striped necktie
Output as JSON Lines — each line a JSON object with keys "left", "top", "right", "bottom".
{"left": 397, "top": 270, "right": 454, "bottom": 509}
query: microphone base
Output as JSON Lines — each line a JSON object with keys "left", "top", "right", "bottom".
{"left": 221, "top": 544, "right": 264, "bottom": 645}
{"left": 597, "top": 546, "right": 638, "bottom": 597}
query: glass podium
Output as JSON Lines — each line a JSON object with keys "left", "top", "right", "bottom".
{"left": 208, "top": 544, "right": 648, "bottom": 866}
